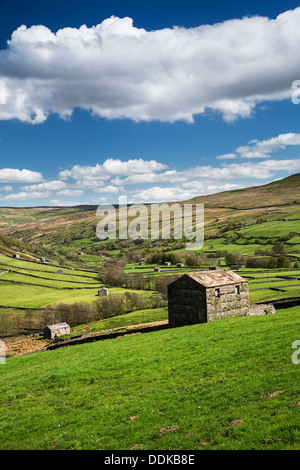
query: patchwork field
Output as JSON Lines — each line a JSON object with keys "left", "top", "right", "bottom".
{"left": 1, "top": 254, "right": 299, "bottom": 310}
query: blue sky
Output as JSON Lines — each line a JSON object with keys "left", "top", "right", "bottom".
{"left": 0, "top": 0, "right": 300, "bottom": 206}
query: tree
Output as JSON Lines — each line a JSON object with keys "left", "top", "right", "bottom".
{"left": 101, "top": 266, "right": 125, "bottom": 287}
{"left": 225, "top": 252, "right": 245, "bottom": 266}
{"left": 272, "top": 242, "right": 286, "bottom": 255}
{"left": 276, "top": 256, "right": 291, "bottom": 269}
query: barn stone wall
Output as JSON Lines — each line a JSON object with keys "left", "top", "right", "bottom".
{"left": 206, "top": 282, "right": 250, "bottom": 322}
{"left": 44, "top": 324, "right": 70, "bottom": 339}
{"left": 168, "top": 277, "right": 207, "bottom": 326}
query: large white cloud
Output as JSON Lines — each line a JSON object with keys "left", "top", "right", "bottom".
{"left": 0, "top": 168, "right": 43, "bottom": 183}
{"left": 1, "top": 9, "right": 300, "bottom": 124}
{"left": 59, "top": 158, "right": 167, "bottom": 181}
{"left": 1, "top": 190, "right": 51, "bottom": 201}
{"left": 238, "top": 133, "right": 300, "bottom": 158}
{"left": 21, "top": 180, "right": 66, "bottom": 191}
{"left": 131, "top": 182, "right": 244, "bottom": 203}
{"left": 217, "top": 133, "right": 300, "bottom": 159}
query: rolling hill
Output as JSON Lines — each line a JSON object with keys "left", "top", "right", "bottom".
{"left": 0, "top": 173, "right": 299, "bottom": 251}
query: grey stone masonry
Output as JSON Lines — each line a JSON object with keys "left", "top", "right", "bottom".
{"left": 205, "top": 282, "right": 250, "bottom": 322}
{"left": 248, "top": 303, "right": 276, "bottom": 316}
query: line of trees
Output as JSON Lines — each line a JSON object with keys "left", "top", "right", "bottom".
{"left": 0, "top": 286, "right": 171, "bottom": 337}
{"left": 245, "top": 256, "right": 292, "bottom": 269}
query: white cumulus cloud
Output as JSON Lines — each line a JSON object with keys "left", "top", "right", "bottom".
{"left": 0, "top": 168, "right": 43, "bottom": 183}
{"left": 21, "top": 180, "right": 66, "bottom": 191}
{"left": 1, "top": 190, "right": 51, "bottom": 201}
{"left": 1, "top": 9, "right": 300, "bottom": 123}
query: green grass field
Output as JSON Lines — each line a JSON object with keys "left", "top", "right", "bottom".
{"left": 0, "top": 255, "right": 99, "bottom": 276}
{"left": 72, "top": 307, "right": 169, "bottom": 334}
{"left": 0, "top": 254, "right": 299, "bottom": 310}
{"left": 0, "top": 307, "right": 299, "bottom": 450}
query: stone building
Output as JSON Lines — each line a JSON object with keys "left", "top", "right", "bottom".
{"left": 168, "top": 269, "right": 250, "bottom": 326}
{"left": 98, "top": 287, "right": 109, "bottom": 296}
{"left": 154, "top": 267, "right": 161, "bottom": 272}
{"left": 43, "top": 322, "right": 70, "bottom": 339}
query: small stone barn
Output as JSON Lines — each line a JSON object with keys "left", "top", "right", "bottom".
{"left": 168, "top": 269, "right": 249, "bottom": 327}
{"left": 43, "top": 322, "right": 70, "bottom": 339}
{"left": 98, "top": 287, "right": 109, "bottom": 296}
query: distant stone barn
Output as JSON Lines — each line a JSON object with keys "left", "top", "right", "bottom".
{"left": 98, "top": 287, "right": 109, "bottom": 296}
{"left": 43, "top": 322, "right": 70, "bottom": 339}
{"left": 168, "top": 270, "right": 249, "bottom": 326}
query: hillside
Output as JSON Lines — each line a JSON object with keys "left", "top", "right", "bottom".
{"left": 0, "top": 174, "right": 299, "bottom": 250}
{"left": 188, "top": 173, "right": 300, "bottom": 209}
{"left": 0, "top": 307, "right": 299, "bottom": 450}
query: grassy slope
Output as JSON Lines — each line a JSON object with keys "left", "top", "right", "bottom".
{"left": 0, "top": 174, "right": 299, "bottom": 248}
{"left": 189, "top": 172, "right": 300, "bottom": 208}
{"left": 0, "top": 307, "right": 299, "bottom": 450}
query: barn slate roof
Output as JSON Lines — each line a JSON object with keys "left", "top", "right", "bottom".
{"left": 186, "top": 269, "right": 248, "bottom": 288}
{"left": 44, "top": 322, "right": 70, "bottom": 331}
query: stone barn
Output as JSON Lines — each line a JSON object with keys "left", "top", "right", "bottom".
{"left": 43, "top": 322, "right": 70, "bottom": 339}
{"left": 98, "top": 287, "right": 109, "bottom": 296}
{"left": 168, "top": 269, "right": 249, "bottom": 327}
